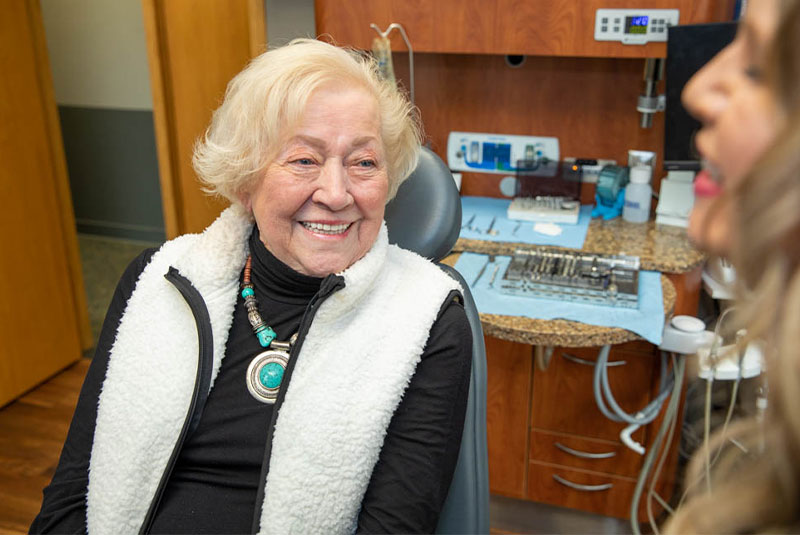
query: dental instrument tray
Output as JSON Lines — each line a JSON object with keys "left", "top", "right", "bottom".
{"left": 499, "top": 248, "right": 640, "bottom": 308}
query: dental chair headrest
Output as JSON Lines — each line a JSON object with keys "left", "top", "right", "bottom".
{"left": 384, "top": 147, "right": 462, "bottom": 262}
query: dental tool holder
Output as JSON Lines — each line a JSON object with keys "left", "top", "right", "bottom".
{"left": 500, "top": 248, "right": 641, "bottom": 308}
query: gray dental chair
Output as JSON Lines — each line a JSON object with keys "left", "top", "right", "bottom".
{"left": 384, "top": 147, "right": 490, "bottom": 535}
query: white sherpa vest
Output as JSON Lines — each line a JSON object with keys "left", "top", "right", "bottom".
{"left": 87, "top": 205, "right": 461, "bottom": 535}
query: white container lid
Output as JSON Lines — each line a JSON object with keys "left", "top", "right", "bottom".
{"left": 630, "top": 166, "right": 652, "bottom": 184}
{"left": 671, "top": 314, "right": 705, "bottom": 332}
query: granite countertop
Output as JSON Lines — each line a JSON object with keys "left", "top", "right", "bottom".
{"left": 454, "top": 218, "right": 705, "bottom": 273}
{"left": 442, "top": 254, "right": 677, "bottom": 347}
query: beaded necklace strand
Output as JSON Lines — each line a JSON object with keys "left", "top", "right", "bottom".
{"left": 241, "top": 255, "right": 277, "bottom": 347}
{"left": 241, "top": 254, "right": 297, "bottom": 404}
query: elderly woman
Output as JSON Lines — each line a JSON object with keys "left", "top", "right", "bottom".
{"left": 664, "top": 0, "right": 800, "bottom": 532}
{"left": 32, "top": 39, "right": 471, "bottom": 534}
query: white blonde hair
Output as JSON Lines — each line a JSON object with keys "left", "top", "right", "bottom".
{"left": 192, "top": 38, "right": 422, "bottom": 204}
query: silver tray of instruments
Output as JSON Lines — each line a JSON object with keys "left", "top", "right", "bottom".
{"left": 499, "top": 248, "right": 640, "bottom": 308}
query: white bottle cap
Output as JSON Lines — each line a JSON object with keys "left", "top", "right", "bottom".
{"left": 630, "top": 165, "right": 652, "bottom": 184}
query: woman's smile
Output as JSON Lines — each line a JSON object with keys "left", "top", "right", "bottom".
{"left": 299, "top": 220, "right": 353, "bottom": 236}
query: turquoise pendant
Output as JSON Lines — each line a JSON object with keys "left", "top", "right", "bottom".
{"left": 259, "top": 361, "right": 284, "bottom": 389}
{"left": 246, "top": 348, "right": 290, "bottom": 404}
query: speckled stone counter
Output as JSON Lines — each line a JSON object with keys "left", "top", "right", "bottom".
{"left": 454, "top": 218, "right": 705, "bottom": 273}
{"left": 442, "top": 256, "right": 677, "bottom": 347}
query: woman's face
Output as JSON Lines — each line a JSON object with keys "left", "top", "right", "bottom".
{"left": 242, "top": 84, "right": 388, "bottom": 277}
{"left": 682, "top": 0, "right": 783, "bottom": 255}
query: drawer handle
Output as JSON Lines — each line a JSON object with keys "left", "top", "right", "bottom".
{"left": 554, "top": 441, "right": 617, "bottom": 459}
{"left": 562, "top": 352, "right": 626, "bottom": 367}
{"left": 552, "top": 474, "right": 613, "bottom": 492}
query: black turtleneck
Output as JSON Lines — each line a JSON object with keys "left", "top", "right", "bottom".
{"left": 31, "top": 228, "right": 472, "bottom": 535}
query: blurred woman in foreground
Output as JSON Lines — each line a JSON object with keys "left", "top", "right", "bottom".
{"left": 666, "top": 0, "right": 800, "bottom": 531}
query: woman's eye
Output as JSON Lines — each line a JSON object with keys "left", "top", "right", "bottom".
{"left": 356, "top": 159, "right": 376, "bottom": 168}
{"left": 292, "top": 158, "right": 315, "bottom": 165}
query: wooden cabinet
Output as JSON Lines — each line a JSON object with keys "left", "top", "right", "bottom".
{"left": 486, "top": 337, "right": 670, "bottom": 519}
{"left": 528, "top": 343, "right": 660, "bottom": 520}
{"left": 316, "top": 0, "right": 734, "bottom": 58}
{"left": 0, "top": 1, "right": 91, "bottom": 407}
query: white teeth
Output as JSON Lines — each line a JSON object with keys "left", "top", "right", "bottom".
{"left": 301, "top": 221, "right": 350, "bottom": 235}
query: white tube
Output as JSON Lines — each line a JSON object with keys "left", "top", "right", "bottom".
{"left": 621, "top": 422, "right": 646, "bottom": 455}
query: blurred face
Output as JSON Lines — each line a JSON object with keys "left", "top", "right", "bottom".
{"left": 242, "top": 84, "right": 388, "bottom": 277}
{"left": 682, "top": 0, "right": 784, "bottom": 255}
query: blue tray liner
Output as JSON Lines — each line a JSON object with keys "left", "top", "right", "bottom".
{"left": 454, "top": 252, "right": 664, "bottom": 345}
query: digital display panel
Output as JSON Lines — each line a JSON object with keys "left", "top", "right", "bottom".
{"left": 625, "top": 15, "right": 649, "bottom": 34}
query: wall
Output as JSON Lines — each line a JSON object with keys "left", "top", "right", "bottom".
{"left": 388, "top": 54, "right": 669, "bottom": 203}
{"left": 41, "top": 0, "right": 165, "bottom": 242}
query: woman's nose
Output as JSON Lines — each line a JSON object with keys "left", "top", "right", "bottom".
{"left": 682, "top": 42, "right": 737, "bottom": 125}
{"left": 313, "top": 161, "right": 353, "bottom": 210}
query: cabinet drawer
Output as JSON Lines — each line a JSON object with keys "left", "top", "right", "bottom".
{"left": 532, "top": 346, "right": 655, "bottom": 441}
{"left": 527, "top": 461, "right": 637, "bottom": 519}
{"left": 530, "top": 430, "right": 642, "bottom": 478}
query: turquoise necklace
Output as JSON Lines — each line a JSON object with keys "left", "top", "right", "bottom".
{"left": 241, "top": 255, "right": 297, "bottom": 404}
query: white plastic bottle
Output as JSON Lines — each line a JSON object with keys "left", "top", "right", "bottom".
{"left": 623, "top": 166, "right": 652, "bottom": 223}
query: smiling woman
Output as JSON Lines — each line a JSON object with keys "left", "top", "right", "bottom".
{"left": 31, "top": 39, "right": 472, "bottom": 535}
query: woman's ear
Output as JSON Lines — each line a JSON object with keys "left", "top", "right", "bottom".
{"left": 238, "top": 189, "right": 252, "bottom": 213}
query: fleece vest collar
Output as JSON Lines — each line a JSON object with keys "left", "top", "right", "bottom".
{"left": 87, "top": 205, "right": 460, "bottom": 534}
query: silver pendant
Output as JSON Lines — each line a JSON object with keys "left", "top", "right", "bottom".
{"left": 245, "top": 335, "right": 297, "bottom": 404}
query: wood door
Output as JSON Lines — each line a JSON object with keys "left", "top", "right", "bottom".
{"left": 143, "top": 0, "right": 266, "bottom": 238}
{"left": 0, "top": 1, "right": 90, "bottom": 407}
